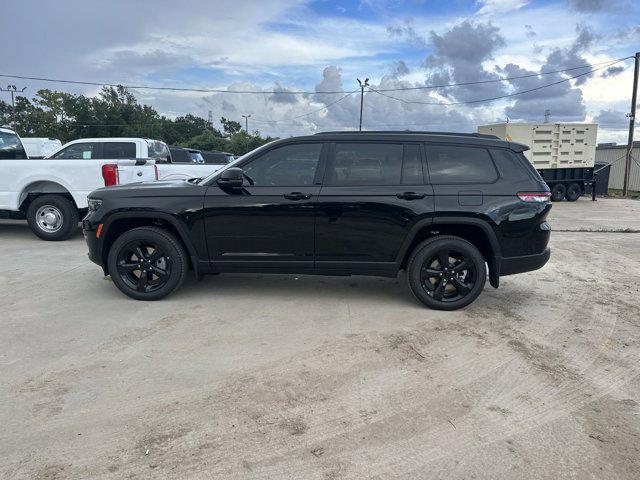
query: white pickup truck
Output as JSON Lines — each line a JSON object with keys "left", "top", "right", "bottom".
{"left": 0, "top": 131, "right": 225, "bottom": 241}
{"left": 0, "top": 129, "right": 158, "bottom": 240}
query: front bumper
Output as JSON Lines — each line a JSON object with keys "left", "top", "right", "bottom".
{"left": 499, "top": 248, "right": 551, "bottom": 276}
{"left": 82, "top": 219, "right": 103, "bottom": 267}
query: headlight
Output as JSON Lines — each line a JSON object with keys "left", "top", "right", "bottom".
{"left": 87, "top": 198, "right": 103, "bottom": 212}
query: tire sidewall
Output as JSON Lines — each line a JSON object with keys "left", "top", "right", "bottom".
{"left": 27, "top": 195, "right": 78, "bottom": 241}
{"left": 107, "top": 228, "right": 186, "bottom": 301}
{"left": 407, "top": 237, "right": 486, "bottom": 310}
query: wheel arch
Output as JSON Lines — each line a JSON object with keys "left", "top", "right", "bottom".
{"left": 100, "top": 212, "right": 200, "bottom": 276}
{"left": 18, "top": 180, "right": 78, "bottom": 212}
{"left": 396, "top": 216, "right": 502, "bottom": 288}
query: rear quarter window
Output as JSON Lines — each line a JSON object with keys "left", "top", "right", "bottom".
{"left": 489, "top": 149, "right": 531, "bottom": 182}
{"left": 425, "top": 145, "right": 498, "bottom": 184}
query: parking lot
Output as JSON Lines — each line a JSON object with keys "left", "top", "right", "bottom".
{"left": 1, "top": 197, "right": 639, "bottom": 479}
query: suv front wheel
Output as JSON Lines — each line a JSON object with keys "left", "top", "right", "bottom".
{"left": 107, "top": 227, "right": 188, "bottom": 300}
{"left": 407, "top": 236, "right": 486, "bottom": 310}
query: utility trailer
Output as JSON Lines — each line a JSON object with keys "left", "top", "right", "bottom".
{"left": 478, "top": 123, "right": 597, "bottom": 201}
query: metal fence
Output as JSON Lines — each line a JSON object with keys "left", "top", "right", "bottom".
{"left": 595, "top": 144, "right": 640, "bottom": 192}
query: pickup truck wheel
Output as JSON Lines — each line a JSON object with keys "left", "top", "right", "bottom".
{"left": 407, "top": 236, "right": 486, "bottom": 311}
{"left": 565, "top": 183, "right": 581, "bottom": 202}
{"left": 550, "top": 183, "right": 566, "bottom": 202}
{"left": 107, "top": 227, "right": 187, "bottom": 301}
{"left": 26, "top": 195, "right": 79, "bottom": 241}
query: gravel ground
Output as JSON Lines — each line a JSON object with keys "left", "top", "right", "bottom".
{"left": 1, "top": 197, "right": 639, "bottom": 480}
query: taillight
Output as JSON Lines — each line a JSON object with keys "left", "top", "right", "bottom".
{"left": 102, "top": 164, "right": 119, "bottom": 186}
{"left": 154, "top": 163, "right": 159, "bottom": 180}
{"left": 517, "top": 192, "right": 551, "bottom": 203}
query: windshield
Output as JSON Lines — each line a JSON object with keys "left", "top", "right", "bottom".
{"left": 0, "top": 130, "right": 28, "bottom": 159}
{"left": 197, "top": 140, "right": 279, "bottom": 184}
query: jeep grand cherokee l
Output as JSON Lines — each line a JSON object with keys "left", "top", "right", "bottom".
{"left": 82, "top": 131, "right": 551, "bottom": 310}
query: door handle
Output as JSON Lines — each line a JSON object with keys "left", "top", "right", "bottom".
{"left": 284, "top": 192, "right": 312, "bottom": 200}
{"left": 396, "top": 192, "right": 426, "bottom": 200}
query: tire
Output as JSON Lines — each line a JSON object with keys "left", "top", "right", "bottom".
{"left": 407, "top": 236, "right": 487, "bottom": 311}
{"left": 550, "top": 183, "right": 566, "bottom": 202}
{"left": 26, "top": 195, "right": 79, "bottom": 241}
{"left": 107, "top": 226, "right": 188, "bottom": 300}
{"left": 565, "top": 183, "right": 581, "bottom": 202}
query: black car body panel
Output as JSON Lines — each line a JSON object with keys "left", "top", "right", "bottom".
{"left": 83, "top": 132, "right": 551, "bottom": 289}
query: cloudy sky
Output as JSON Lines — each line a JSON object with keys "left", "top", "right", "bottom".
{"left": 1, "top": 0, "right": 639, "bottom": 142}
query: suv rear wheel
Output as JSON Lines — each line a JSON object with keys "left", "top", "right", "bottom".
{"left": 27, "top": 195, "right": 79, "bottom": 241}
{"left": 407, "top": 236, "right": 486, "bottom": 310}
{"left": 107, "top": 227, "right": 188, "bottom": 300}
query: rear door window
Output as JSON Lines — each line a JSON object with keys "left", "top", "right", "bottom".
{"left": 425, "top": 145, "right": 498, "bottom": 184}
{"left": 327, "top": 143, "right": 403, "bottom": 186}
{"left": 103, "top": 142, "right": 136, "bottom": 159}
{"left": 50, "top": 142, "right": 100, "bottom": 159}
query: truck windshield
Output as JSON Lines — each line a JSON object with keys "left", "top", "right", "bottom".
{"left": 0, "top": 131, "right": 28, "bottom": 159}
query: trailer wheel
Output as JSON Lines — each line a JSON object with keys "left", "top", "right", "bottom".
{"left": 550, "top": 183, "right": 566, "bottom": 202}
{"left": 565, "top": 183, "right": 581, "bottom": 202}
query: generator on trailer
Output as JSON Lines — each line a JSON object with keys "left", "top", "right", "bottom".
{"left": 478, "top": 123, "right": 597, "bottom": 201}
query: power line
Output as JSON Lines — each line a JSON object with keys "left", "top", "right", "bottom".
{"left": 373, "top": 57, "right": 633, "bottom": 92}
{"left": 368, "top": 58, "right": 627, "bottom": 107}
{"left": 0, "top": 57, "right": 631, "bottom": 95}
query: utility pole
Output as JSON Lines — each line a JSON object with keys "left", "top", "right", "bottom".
{"left": 623, "top": 52, "right": 640, "bottom": 197}
{"left": 0, "top": 85, "right": 27, "bottom": 128}
{"left": 242, "top": 114, "right": 251, "bottom": 132}
{"left": 543, "top": 109, "right": 551, "bottom": 123}
{"left": 357, "top": 78, "right": 369, "bottom": 131}
{"left": 207, "top": 110, "right": 213, "bottom": 129}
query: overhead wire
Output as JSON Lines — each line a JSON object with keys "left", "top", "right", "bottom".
{"left": 367, "top": 57, "right": 629, "bottom": 106}
{"left": 0, "top": 57, "right": 631, "bottom": 95}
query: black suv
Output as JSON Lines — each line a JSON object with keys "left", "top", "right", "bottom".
{"left": 83, "top": 132, "right": 551, "bottom": 310}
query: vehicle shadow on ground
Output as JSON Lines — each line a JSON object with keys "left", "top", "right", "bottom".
{"left": 174, "top": 271, "right": 419, "bottom": 306}
{"left": 0, "top": 220, "right": 84, "bottom": 239}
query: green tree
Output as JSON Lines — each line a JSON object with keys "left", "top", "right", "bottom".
{"left": 220, "top": 117, "right": 242, "bottom": 135}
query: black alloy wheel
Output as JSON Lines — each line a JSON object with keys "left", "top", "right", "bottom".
{"left": 407, "top": 236, "right": 486, "bottom": 310}
{"left": 420, "top": 250, "right": 476, "bottom": 303}
{"left": 116, "top": 240, "right": 172, "bottom": 294}
{"left": 107, "top": 227, "right": 187, "bottom": 300}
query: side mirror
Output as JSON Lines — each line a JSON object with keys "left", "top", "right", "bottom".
{"left": 216, "top": 167, "right": 244, "bottom": 188}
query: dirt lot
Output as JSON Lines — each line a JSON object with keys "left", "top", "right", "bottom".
{"left": 1, "top": 197, "right": 639, "bottom": 480}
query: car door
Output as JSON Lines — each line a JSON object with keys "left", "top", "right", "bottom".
{"left": 315, "top": 141, "right": 434, "bottom": 274}
{"left": 203, "top": 142, "right": 326, "bottom": 271}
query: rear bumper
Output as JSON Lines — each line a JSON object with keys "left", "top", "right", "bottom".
{"left": 499, "top": 248, "right": 551, "bottom": 276}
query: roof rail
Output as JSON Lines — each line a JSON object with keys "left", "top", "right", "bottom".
{"left": 315, "top": 130, "right": 500, "bottom": 139}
